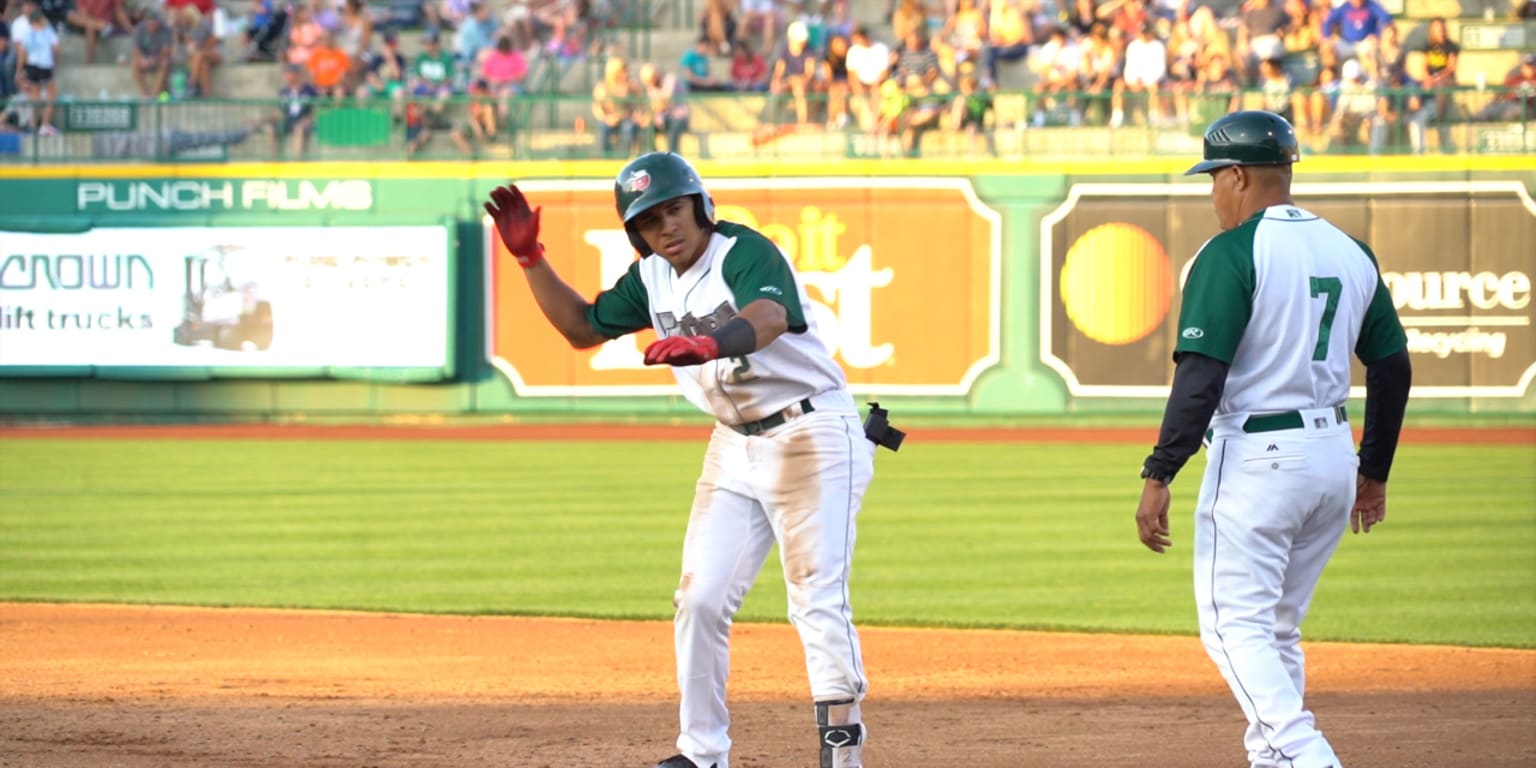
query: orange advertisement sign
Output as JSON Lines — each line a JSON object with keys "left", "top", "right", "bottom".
{"left": 486, "top": 178, "right": 1001, "bottom": 396}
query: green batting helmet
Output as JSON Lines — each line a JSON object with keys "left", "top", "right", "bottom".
{"left": 1184, "top": 110, "right": 1301, "bottom": 176}
{"left": 614, "top": 152, "right": 715, "bottom": 255}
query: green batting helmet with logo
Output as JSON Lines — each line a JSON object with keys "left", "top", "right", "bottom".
{"left": 1184, "top": 110, "right": 1301, "bottom": 176}
{"left": 614, "top": 152, "right": 715, "bottom": 255}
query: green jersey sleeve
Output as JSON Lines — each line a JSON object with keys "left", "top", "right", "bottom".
{"left": 585, "top": 259, "right": 653, "bottom": 339}
{"left": 1351, "top": 238, "right": 1408, "bottom": 363}
{"left": 716, "top": 221, "right": 809, "bottom": 333}
{"left": 1174, "top": 223, "right": 1258, "bottom": 364}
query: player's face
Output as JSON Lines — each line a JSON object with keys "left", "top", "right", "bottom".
{"left": 633, "top": 195, "right": 708, "bottom": 272}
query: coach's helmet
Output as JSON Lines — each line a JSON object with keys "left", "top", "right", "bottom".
{"left": 613, "top": 152, "right": 715, "bottom": 256}
{"left": 1184, "top": 110, "right": 1300, "bottom": 176}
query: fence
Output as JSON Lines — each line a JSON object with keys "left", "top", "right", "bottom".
{"left": 1, "top": 85, "right": 1530, "bottom": 164}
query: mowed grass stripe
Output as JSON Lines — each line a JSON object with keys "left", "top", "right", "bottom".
{"left": 1, "top": 438, "right": 1531, "bottom": 647}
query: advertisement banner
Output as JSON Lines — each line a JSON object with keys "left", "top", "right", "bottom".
{"left": 486, "top": 178, "right": 1002, "bottom": 396}
{"left": 1041, "top": 181, "right": 1536, "bottom": 398}
{"left": 0, "top": 226, "right": 451, "bottom": 369}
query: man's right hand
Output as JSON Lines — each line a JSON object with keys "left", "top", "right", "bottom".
{"left": 1352, "top": 474, "right": 1388, "bottom": 534}
{"left": 484, "top": 184, "right": 545, "bottom": 268}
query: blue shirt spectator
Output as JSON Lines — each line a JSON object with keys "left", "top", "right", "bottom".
{"left": 1323, "top": 0, "right": 1392, "bottom": 45}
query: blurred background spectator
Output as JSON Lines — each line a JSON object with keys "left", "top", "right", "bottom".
{"left": 698, "top": 0, "right": 734, "bottom": 56}
{"left": 1470, "top": 53, "right": 1535, "bottom": 121}
{"left": 1407, "top": 16, "right": 1457, "bottom": 153}
{"left": 948, "top": 58, "right": 995, "bottom": 154}
{"left": 76, "top": 0, "right": 133, "bottom": 64}
{"left": 738, "top": 0, "right": 777, "bottom": 61}
{"left": 846, "top": 24, "right": 889, "bottom": 127}
{"left": 984, "top": 0, "right": 1032, "bottom": 84}
{"left": 681, "top": 33, "right": 730, "bottom": 91}
{"left": 13, "top": 0, "right": 58, "bottom": 133}
{"left": 639, "top": 60, "right": 692, "bottom": 154}
{"left": 591, "top": 53, "right": 639, "bottom": 155}
{"left": 286, "top": 2, "right": 325, "bottom": 66}
{"left": 131, "top": 8, "right": 171, "bottom": 98}
{"left": 305, "top": 29, "right": 350, "bottom": 97}
{"left": 175, "top": 5, "right": 223, "bottom": 98}
{"left": 240, "top": 0, "right": 283, "bottom": 62}
{"left": 821, "top": 31, "right": 851, "bottom": 128}
{"left": 1322, "top": 0, "right": 1392, "bottom": 68}
{"left": 337, "top": 0, "right": 374, "bottom": 87}
{"left": 730, "top": 36, "right": 769, "bottom": 91}
{"left": 771, "top": 19, "right": 820, "bottom": 124}
{"left": 1236, "top": 0, "right": 1289, "bottom": 85}
{"left": 1112, "top": 20, "right": 1164, "bottom": 126}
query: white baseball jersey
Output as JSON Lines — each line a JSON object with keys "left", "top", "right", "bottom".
{"left": 585, "top": 220, "right": 854, "bottom": 424}
{"left": 1176, "top": 204, "right": 1406, "bottom": 414}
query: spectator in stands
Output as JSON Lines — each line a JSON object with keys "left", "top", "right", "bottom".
{"left": 0, "top": 21, "right": 14, "bottom": 102}
{"left": 1321, "top": 0, "right": 1391, "bottom": 67}
{"left": 591, "top": 53, "right": 640, "bottom": 156}
{"left": 162, "top": 0, "right": 213, "bottom": 19}
{"left": 240, "top": 0, "right": 283, "bottom": 62}
{"left": 771, "top": 19, "right": 819, "bottom": 124}
{"left": 451, "top": 77, "right": 496, "bottom": 155}
{"left": 1471, "top": 52, "right": 1535, "bottom": 121}
{"left": 939, "top": 0, "right": 987, "bottom": 67}
{"left": 698, "top": 0, "right": 734, "bottom": 56}
{"left": 176, "top": 6, "right": 222, "bottom": 98}
{"left": 271, "top": 62, "right": 318, "bottom": 156}
{"left": 1374, "top": 20, "right": 1406, "bottom": 85}
{"left": 896, "top": 71, "right": 944, "bottom": 156}
{"left": 1099, "top": 0, "right": 1150, "bottom": 43}
{"left": 820, "top": 32, "right": 851, "bottom": 128}
{"left": 730, "top": 35, "right": 769, "bottom": 91}
{"left": 1065, "top": 0, "right": 1097, "bottom": 37}
{"left": 1078, "top": 21, "right": 1119, "bottom": 125}
{"left": 130, "top": 9, "right": 171, "bottom": 98}
{"left": 1236, "top": 0, "right": 1289, "bottom": 85}
{"left": 306, "top": 29, "right": 351, "bottom": 97}
{"left": 738, "top": 0, "right": 776, "bottom": 60}
{"left": 500, "top": 0, "right": 534, "bottom": 51}
{"left": 13, "top": 0, "right": 56, "bottom": 133}
{"left": 1372, "top": 55, "right": 1416, "bottom": 151}
{"left": 947, "top": 59, "right": 995, "bottom": 155}
{"left": 680, "top": 34, "right": 730, "bottom": 92}
{"left": 35, "top": 0, "right": 107, "bottom": 66}
{"left": 1191, "top": 49, "right": 1241, "bottom": 128}
{"left": 76, "top": 0, "right": 133, "bottom": 64}
{"left": 1406, "top": 15, "right": 1457, "bottom": 153}
{"left": 455, "top": 1, "right": 494, "bottom": 66}
{"left": 983, "top": 0, "right": 1032, "bottom": 85}
{"left": 479, "top": 34, "right": 527, "bottom": 98}
{"left": 286, "top": 2, "right": 325, "bottom": 66}
{"left": 1280, "top": 0, "right": 1323, "bottom": 75}
{"left": 894, "top": 25, "right": 941, "bottom": 87}
{"left": 1030, "top": 25, "right": 1081, "bottom": 126}
{"left": 1111, "top": 21, "right": 1164, "bottom": 127}
{"left": 1257, "top": 56, "right": 1300, "bottom": 125}
{"left": 1164, "top": 17, "right": 1200, "bottom": 125}
{"left": 336, "top": 0, "right": 373, "bottom": 91}
{"left": 1519, "top": 0, "right": 1536, "bottom": 19}
{"left": 437, "top": 0, "right": 473, "bottom": 30}
{"left": 846, "top": 24, "right": 889, "bottom": 127}
{"left": 1327, "top": 56, "right": 1378, "bottom": 150}
{"left": 1186, "top": 5, "right": 1231, "bottom": 71}
{"left": 362, "top": 28, "right": 407, "bottom": 98}
{"left": 638, "top": 60, "right": 693, "bottom": 154}
{"left": 413, "top": 26, "right": 457, "bottom": 95}
{"left": 871, "top": 71, "right": 907, "bottom": 156}
{"left": 824, "top": 0, "right": 853, "bottom": 42}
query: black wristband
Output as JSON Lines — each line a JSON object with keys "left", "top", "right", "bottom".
{"left": 709, "top": 316, "right": 758, "bottom": 358}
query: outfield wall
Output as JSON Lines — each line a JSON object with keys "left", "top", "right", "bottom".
{"left": 1, "top": 157, "right": 1533, "bottom": 419}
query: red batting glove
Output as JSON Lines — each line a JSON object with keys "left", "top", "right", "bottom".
{"left": 484, "top": 184, "right": 545, "bottom": 268}
{"left": 643, "top": 335, "right": 721, "bottom": 366}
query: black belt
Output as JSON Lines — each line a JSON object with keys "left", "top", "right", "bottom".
{"left": 1242, "top": 405, "right": 1347, "bottom": 434}
{"left": 731, "top": 398, "right": 815, "bottom": 436}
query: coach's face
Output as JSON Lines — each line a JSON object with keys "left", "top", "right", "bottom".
{"left": 633, "top": 194, "right": 710, "bottom": 273}
{"left": 1207, "top": 165, "right": 1246, "bottom": 231}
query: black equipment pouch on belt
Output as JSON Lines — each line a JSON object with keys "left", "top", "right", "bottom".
{"left": 863, "top": 402, "right": 905, "bottom": 452}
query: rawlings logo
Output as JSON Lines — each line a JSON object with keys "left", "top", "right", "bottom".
{"left": 624, "top": 170, "right": 651, "bottom": 193}
{"left": 1181, "top": 327, "right": 1205, "bottom": 339}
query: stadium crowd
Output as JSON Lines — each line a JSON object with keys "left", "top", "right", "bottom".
{"left": 1, "top": 0, "right": 1533, "bottom": 156}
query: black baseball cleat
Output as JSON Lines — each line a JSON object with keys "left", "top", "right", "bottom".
{"left": 654, "top": 756, "right": 716, "bottom": 768}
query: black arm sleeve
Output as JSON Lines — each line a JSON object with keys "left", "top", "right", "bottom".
{"left": 1358, "top": 348, "right": 1412, "bottom": 482}
{"left": 1141, "top": 352, "right": 1229, "bottom": 483}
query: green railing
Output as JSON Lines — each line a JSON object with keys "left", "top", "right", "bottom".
{"left": 0, "top": 86, "right": 1529, "bottom": 164}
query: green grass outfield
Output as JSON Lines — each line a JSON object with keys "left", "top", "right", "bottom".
{"left": 1, "top": 437, "right": 1532, "bottom": 649}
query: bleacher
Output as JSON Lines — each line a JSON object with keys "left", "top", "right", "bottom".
{"left": 2, "top": 0, "right": 1531, "bottom": 162}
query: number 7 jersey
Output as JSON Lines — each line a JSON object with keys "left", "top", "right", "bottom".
{"left": 583, "top": 220, "right": 851, "bottom": 425}
{"left": 1174, "top": 205, "right": 1408, "bottom": 415}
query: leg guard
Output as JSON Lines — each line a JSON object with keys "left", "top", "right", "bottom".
{"left": 815, "top": 697, "right": 864, "bottom": 768}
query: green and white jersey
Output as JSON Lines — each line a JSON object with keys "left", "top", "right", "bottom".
{"left": 584, "top": 221, "right": 852, "bottom": 425}
{"left": 1175, "top": 205, "right": 1407, "bottom": 416}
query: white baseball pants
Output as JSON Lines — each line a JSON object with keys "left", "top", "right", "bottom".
{"left": 1194, "top": 411, "right": 1358, "bottom": 768}
{"left": 672, "top": 409, "right": 875, "bottom": 768}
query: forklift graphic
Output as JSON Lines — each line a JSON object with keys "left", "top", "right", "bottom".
{"left": 172, "top": 245, "right": 275, "bottom": 351}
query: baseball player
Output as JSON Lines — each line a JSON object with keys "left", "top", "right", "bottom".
{"left": 1134, "top": 110, "right": 1412, "bottom": 768}
{"left": 484, "top": 152, "right": 881, "bottom": 768}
